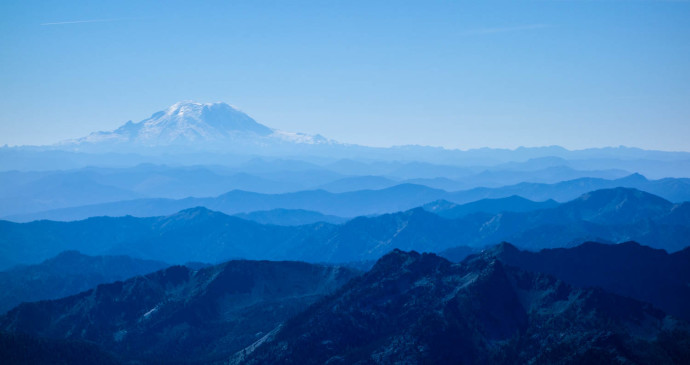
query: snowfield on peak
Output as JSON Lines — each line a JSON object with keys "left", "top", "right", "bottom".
{"left": 59, "top": 101, "right": 336, "bottom": 151}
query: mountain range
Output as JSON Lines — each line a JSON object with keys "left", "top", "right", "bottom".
{"left": 237, "top": 250, "right": 690, "bottom": 364}
{"left": 0, "top": 260, "right": 359, "bottom": 364}
{"left": 0, "top": 162, "right": 642, "bottom": 219}
{"left": 3, "top": 101, "right": 690, "bottom": 364}
{"left": 6, "top": 172, "right": 690, "bottom": 222}
{"left": 1, "top": 187, "right": 688, "bottom": 270}
{"left": 423, "top": 195, "right": 559, "bottom": 219}
{"left": 3, "top": 243, "right": 689, "bottom": 364}
{"left": 2, "top": 101, "right": 690, "bottom": 180}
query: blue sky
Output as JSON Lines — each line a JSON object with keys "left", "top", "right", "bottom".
{"left": 1, "top": 0, "right": 689, "bottom": 150}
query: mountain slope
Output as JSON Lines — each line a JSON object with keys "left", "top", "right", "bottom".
{"left": 0, "top": 251, "right": 169, "bottom": 313}
{"left": 0, "top": 170, "right": 143, "bottom": 217}
{"left": 423, "top": 195, "right": 558, "bottom": 219}
{"left": 237, "top": 250, "right": 690, "bottom": 364}
{"left": 548, "top": 187, "right": 675, "bottom": 224}
{"left": 475, "top": 241, "right": 690, "bottom": 321}
{"left": 0, "top": 260, "right": 359, "bottom": 364}
{"left": 434, "top": 187, "right": 690, "bottom": 252}
{"left": 316, "top": 175, "right": 399, "bottom": 193}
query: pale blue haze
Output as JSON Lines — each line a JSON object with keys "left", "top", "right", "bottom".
{"left": 1, "top": 0, "right": 689, "bottom": 150}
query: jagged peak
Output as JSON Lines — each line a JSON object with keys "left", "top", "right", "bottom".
{"left": 469, "top": 242, "right": 521, "bottom": 262}
{"left": 384, "top": 248, "right": 422, "bottom": 261}
{"left": 40, "top": 250, "right": 90, "bottom": 265}
{"left": 371, "top": 249, "right": 421, "bottom": 272}
{"left": 617, "top": 172, "right": 648, "bottom": 183}
{"left": 491, "top": 241, "right": 520, "bottom": 254}
{"left": 367, "top": 249, "right": 455, "bottom": 281}
{"left": 574, "top": 240, "right": 669, "bottom": 255}
{"left": 168, "top": 206, "right": 225, "bottom": 220}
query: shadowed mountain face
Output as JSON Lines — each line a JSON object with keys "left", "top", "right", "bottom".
{"left": 661, "top": 202, "right": 690, "bottom": 225}
{"left": 0, "top": 251, "right": 169, "bottom": 314}
{"left": 0, "top": 208, "right": 301, "bottom": 268}
{"left": 1, "top": 187, "right": 689, "bottom": 269}
{"left": 0, "top": 331, "right": 121, "bottom": 365}
{"left": 494, "top": 188, "right": 690, "bottom": 251}
{"left": 549, "top": 187, "right": 674, "bottom": 224}
{"left": 0, "top": 260, "right": 359, "bottom": 364}
{"left": 473, "top": 241, "right": 690, "bottom": 322}
{"left": 236, "top": 250, "right": 690, "bottom": 364}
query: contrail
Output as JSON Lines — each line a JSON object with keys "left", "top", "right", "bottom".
{"left": 463, "top": 24, "right": 550, "bottom": 36}
{"left": 41, "top": 18, "right": 129, "bottom": 26}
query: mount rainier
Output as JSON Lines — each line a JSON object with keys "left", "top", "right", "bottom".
{"left": 59, "top": 101, "right": 334, "bottom": 152}
{"left": 6, "top": 100, "right": 689, "bottom": 171}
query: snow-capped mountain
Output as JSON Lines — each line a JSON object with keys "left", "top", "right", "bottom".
{"left": 34, "top": 100, "right": 690, "bottom": 168}
{"left": 61, "top": 101, "right": 333, "bottom": 151}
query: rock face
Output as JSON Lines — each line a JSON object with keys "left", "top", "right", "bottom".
{"left": 238, "top": 250, "right": 690, "bottom": 365}
{"left": 0, "top": 260, "right": 360, "bottom": 364}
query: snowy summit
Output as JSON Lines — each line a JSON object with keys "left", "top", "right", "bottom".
{"left": 61, "top": 101, "right": 332, "bottom": 151}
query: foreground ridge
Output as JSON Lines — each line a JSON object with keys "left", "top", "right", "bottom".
{"left": 237, "top": 250, "right": 690, "bottom": 364}
{"left": 0, "top": 260, "right": 359, "bottom": 364}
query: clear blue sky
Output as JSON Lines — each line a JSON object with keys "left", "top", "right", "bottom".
{"left": 1, "top": 0, "right": 689, "bottom": 150}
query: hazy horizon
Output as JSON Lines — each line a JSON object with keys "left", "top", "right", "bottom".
{"left": 2, "top": 1, "right": 689, "bottom": 151}
{"left": 3, "top": 3, "right": 690, "bottom": 364}
{"left": 2, "top": 99, "right": 690, "bottom": 153}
